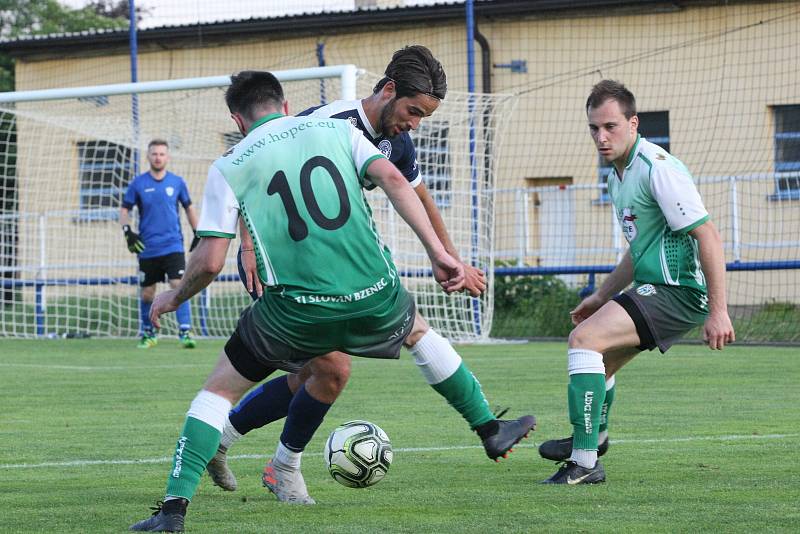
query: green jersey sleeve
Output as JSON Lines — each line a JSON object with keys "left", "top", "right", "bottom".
{"left": 649, "top": 160, "right": 709, "bottom": 234}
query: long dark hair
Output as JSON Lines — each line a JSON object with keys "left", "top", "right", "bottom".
{"left": 373, "top": 45, "right": 447, "bottom": 100}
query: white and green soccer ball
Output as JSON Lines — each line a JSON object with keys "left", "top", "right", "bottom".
{"left": 323, "top": 420, "right": 392, "bottom": 488}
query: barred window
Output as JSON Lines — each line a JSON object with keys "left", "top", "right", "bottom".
{"left": 771, "top": 105, "right": 800, "bottom": 201}
{"left": 77, "top": 140, "right": 133, "bottom": 221}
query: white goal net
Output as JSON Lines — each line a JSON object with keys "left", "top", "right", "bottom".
{"left": 0, "top": 67, "right": 514, "bottom": 341}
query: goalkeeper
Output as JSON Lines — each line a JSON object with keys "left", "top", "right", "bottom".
{"left": 207, "top": 46, "right": 535, "bottom": 495}
{"left": 119, "top": 139, "right": 199, "bottom": 349}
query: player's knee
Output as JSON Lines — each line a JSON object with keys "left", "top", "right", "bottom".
{"left": 312, "top": 353, "right": 351, "bottom": 394}
{"left": 568, "top": 324, "right": 604, "bottom": 352}
{"left": 140, "top": 286, "right": 156, "bottom": 302}
{"left": 403, "top": 313, "right": 429, "bottom": 347}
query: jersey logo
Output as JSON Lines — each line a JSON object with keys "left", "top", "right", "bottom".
{"left": 144, "top": 188, "right": 155, "bottom": 193}
{"left": 378, "top": 140, "right": 392, "bottom": 158}
{"left": 656, "top": 153, "right": 667, "bottom": 160}
{"left": 348, "top": 116, "right": 358, "bottom": 127}
{"left": 619, "top": 207, "right": 638, "bottom": 242}
{"left": 636, "top": 284, "right": 657, "bottom": 296}
{"left": 166, "top": 186, "right": 175, "bottom": 197}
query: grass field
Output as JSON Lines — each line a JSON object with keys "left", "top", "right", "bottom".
{"left": 1, "top": 339, "right": 798, "bottom": 533}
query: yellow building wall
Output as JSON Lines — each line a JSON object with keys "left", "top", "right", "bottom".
{"left": 9, "top": 2, "right": 800, "bottom": 306}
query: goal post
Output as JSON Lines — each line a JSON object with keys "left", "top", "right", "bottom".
{"left": 0, "top": 66, "right": 513, "bottom": 342}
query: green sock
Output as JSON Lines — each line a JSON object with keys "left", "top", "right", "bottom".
{"left": 165, "top": 416, "right": 221, "bottom": 500}
{"left": 568, "top": 373, "right": 606, "bottom": 450}
{"left": 599, "top": 383, "right": 615, "bottom": 433}
{"left": 431, "top": 362, "right": 494, "bottom": 429}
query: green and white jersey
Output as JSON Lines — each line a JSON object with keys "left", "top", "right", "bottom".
{"left": 607, "top": 135, "right": 709, "bottom": 293}
{"left": 197, "top": 113, "right": 397, "bottom": 319}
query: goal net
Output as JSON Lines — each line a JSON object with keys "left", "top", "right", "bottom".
{"left": 0, "top": 66, "right": 514, "bottom": 341}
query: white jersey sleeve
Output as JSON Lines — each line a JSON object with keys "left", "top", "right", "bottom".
{"left": 650, "top": 162, "right": 709, "bottom": 233}
{"left": 197, "top": 164, "right": 239, "bottom": 238}
{"left": 349, "top": 122, "right": 386, "bottom": 179}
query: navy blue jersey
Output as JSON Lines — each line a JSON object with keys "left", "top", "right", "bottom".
{"left": 121, "top": 171, "right": 191, "bottom": 259}
{"left": 299, "top": 100, "right": 420, "bottom": 189}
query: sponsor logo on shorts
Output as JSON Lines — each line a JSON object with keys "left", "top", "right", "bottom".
{"left": 378, "top": 140, "right": 392, "bottom": 158}
{"left": 636, "top": 284, "right": 657, "bottom": 296}
{"left": 388, "top": 311, "right": 412, "bottom": 340}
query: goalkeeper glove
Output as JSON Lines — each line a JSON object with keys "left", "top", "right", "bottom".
{"left": 122, "top": 225, "right": 145, "bottom": 254}
{"left": 189, "top": 230, "right": 201, "bottom": 252}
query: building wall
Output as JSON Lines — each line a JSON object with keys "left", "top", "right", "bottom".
{"left": 9, "top": 2, "right": 799, "bottom": 305}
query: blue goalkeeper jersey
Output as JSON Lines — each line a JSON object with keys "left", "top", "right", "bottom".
{"left": 121, "top": 171, "right": 192, "bottom": 259}
{"left": 299, "top": 100, "right": 420, "bottom": 189}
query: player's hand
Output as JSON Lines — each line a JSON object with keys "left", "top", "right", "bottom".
{"left": 431, "top": 251, "right": 465, "bottom": 294}
{"left": 149, "top": 289, "right": 180, "bottom": 329}
{"left": 189, "top": 230, "right": 201, "bottom": 253}
{"left": 123, "top": 225, "right": 144, "bottom": 254}
{"left": 569, "top": 293, "right": 605, "bottom": 325}
{"left": 461, "top": 263, "right": 486, "bottom": 297}
{"left": 703, "top": 311, "right": 735, "bottom": 350}
{"left": 241, "top": 248, "right": 264, "bottom": 298}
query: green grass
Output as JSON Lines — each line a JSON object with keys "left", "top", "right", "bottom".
{"left": 1, "top": 339, "right": 798, "bottom": 533}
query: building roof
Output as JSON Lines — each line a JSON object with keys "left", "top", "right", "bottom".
{"left": 0, "top": 0, "right": 743, "bottom": 59}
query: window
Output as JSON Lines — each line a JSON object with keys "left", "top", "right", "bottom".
{"left": 597, "top": 111, "right": 670, "bottom": 203}
{"left": 77, "top": 141, "right": 133, "bottom": 221}
{"left": 772, "top": 105, "right": 800, "bottom": 201}
{"left": 412, "top": 121, "right": 451, "bottom": 209}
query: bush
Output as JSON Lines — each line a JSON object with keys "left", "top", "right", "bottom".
{"left": 491, "top": 268, "right": 582, "bottom": 339}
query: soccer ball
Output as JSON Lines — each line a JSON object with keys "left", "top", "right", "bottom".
{"left": 323, "top": 420, "right": 392, "bottom": 488}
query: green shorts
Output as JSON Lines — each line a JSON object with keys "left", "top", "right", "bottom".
{"left": 613, "top": 283, "right": 708, "bottom": 353}
{"left": 225, "top": 285, "right": 415, "bottom": 378}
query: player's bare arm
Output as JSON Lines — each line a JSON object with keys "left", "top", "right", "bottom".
{"left": 367, "top": 158, "right": 464, "bottom": 293}
{"left": 238, "top": 217, "right": 263, "bottom": 297}
{"left": 689, "top": 220, "right": 735, "bottom": 350}
{"left": 186, "top": 204, "right": 199, "bottom": 232}
{"left": 119, "top": 206, "right": 131, "bottom": 227}
{"left": 150, "top": 237, "right": 231, "bottom": 328}
{"left": 570, "top": 250, "right": 633, "bottom": 325}
{"left": 415, "top": 182, "right": 486, "bottom": 297}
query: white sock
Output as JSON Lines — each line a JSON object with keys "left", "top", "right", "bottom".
{"left": 219, "top": 416, "right": 242, "bottom": 449}
{"left": 569, "top": 449, "right": 598, "bottom": 469}
{"left": 567, "top": 348, "right": 605, "bottom": 375}
{"left": 274, "top": 441, "right": 302, "bottom": 469}
{"left": 409, "top": 329, "right": 462, "bottom": 385}
{"left": 186, "top": 390, "right": 231, "bottom": 433}
{"left": 598, "top": 430, "right": 608, "bottom": 444}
